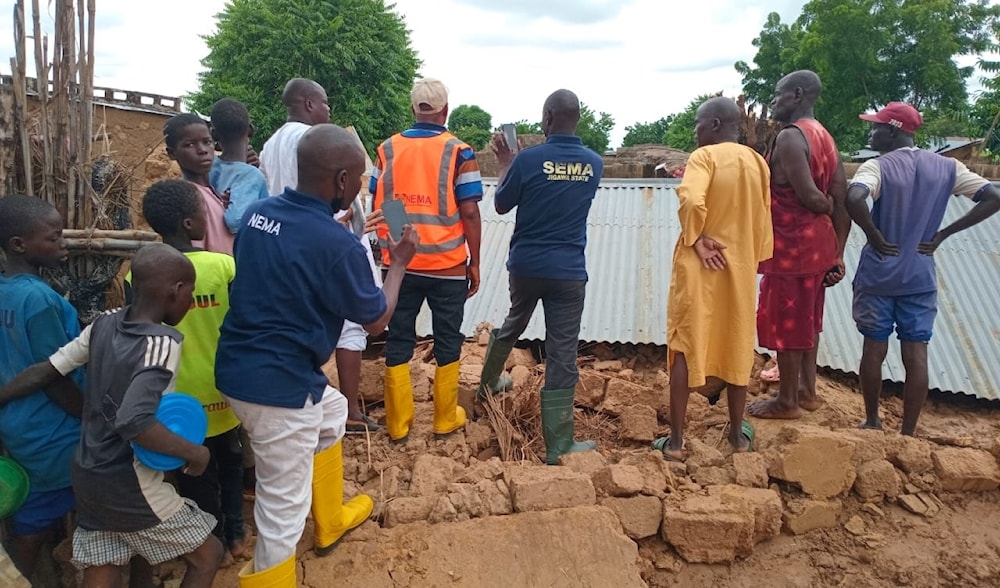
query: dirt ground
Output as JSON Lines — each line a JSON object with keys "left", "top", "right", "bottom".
{"left": 30, "top": 339, "right": 1000, "bottom": 588}
{"left": 180, "top": 339, "right": 1000, "bottom": 588}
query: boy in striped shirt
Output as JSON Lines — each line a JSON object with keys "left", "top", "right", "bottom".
{"left": 0, "top": 244, "right": 223, "bottom": 587}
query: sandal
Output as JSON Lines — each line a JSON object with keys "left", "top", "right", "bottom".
{"left": 346, "top": 414, "right": 384, "bottom": 435}
{"left": 737, "top": 419, "right": 755, "bottom": 452}
{"left": 651, "top": 436, "right": 686, "bottom": 462}
{"left": 760, "top": 365, "right": 780, "bottom": 383}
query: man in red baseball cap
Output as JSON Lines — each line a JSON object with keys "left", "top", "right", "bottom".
{"left": 858, "top": 101, "right": 924, "bottom": 134}
{"left": 847, "top": 101, "right": 1000, "bottom": 435}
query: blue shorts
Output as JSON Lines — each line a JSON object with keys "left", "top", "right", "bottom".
{"left": 852, "top": 290, "right": 937, "bottom": 342}
{"left": 11, "top": 486, "right": 75, "bottom": 536}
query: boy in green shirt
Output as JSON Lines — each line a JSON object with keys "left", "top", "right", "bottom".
{"left": 127, "top": 180, "right": 246, "bottom": 565}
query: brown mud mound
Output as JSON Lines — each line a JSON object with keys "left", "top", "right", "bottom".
{"left": 301, "top": 506, "right": 644, "bottom": 587}
{"left": 51, "top": 341, "right": 998, "bottom": 588}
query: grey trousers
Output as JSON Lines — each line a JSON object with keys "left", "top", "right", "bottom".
{"left": 496, "top": 274, "right": 587, "bottom": 390}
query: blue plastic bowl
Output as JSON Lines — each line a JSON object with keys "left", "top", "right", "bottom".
{"left": 131, "top": 393, "right": 208, "bottom": 471}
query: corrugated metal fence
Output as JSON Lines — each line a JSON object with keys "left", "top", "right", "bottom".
{"left": 413, "top": 178, "right": 1000, "bottom": 400}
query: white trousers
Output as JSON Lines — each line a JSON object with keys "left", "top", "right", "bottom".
{"left": 224, "top": 387, "right": 347, "bottom": 570}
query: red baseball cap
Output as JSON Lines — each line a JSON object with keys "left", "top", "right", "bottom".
{"left": 859, "top": 102, "right": 923, "bottom": 134}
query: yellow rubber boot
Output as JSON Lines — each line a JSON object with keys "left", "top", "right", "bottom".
{"left": 237, "top": 555, "right": 296, "bottom": 588}
{"left": 432, "top": 361, "right": 467, "bottom": 436}
{"left": 312, "top": 441, "right": 374, "bottom": 556}
{"left": 384, "top": 363, "right": 414, "bottom": 442}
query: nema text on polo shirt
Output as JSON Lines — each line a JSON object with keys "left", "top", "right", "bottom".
{"left": 247, "top": 212, "right": 282, "bottom": 236}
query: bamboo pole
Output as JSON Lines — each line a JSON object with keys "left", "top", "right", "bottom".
{"left": 12, "top": 1, "right": 32, "bottom": 196}
{"left": 31, "top": 0, "right": 53, "bottom": 203}
{"left": 63, "top": 229, "right": 158, "bottom": 240}
{"left": 62, "top": 0, "right": 79, "bottom": 228}
{"left": 67, "top": 249, "right": 148, "bottom": 258}
{"left": 65, "top": 238, "right": 157, "bottom": 250}
{"left": 81, "top": 0, "right": 96, "bottom": 226}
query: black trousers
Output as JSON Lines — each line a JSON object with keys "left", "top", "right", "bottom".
{"left": 176, "top": 427, "right": 245, "bottom": 545}
{"left": 385, "top": 273, "right": 468, "bottom": 367}
{"left": 496, "top": 275, "right": 587, "bottom": 390}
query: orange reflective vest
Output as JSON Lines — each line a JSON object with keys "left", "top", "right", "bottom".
{"left": 373, "top": 132, "right": 468, "bottom": 271}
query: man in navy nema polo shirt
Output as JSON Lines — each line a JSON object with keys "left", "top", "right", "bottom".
{"left": 478, "top": 89, "right": 603, "bottom": 465}
{"left": 216, "top": 124, "right": 417, "bottom": 587}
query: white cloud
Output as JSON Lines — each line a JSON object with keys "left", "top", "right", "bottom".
{"left": 22, "top": 0, "right": 980, "bottom": 147}
{"left": 461, "top": 32, "right": 623, "bottom": 51}
{"left": 453, "top": 0, "right": 640, "bottom": 26}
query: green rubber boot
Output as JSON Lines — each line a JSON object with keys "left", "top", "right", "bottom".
{"left": 540, "top": 388, "right": 597, "bottom": 465}
{"left": 476, "top": 329, "right": 514, "bottom": 399}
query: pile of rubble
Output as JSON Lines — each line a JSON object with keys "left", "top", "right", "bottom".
{"left": 324, "top": 340, "right": 1000, "bottom": 577}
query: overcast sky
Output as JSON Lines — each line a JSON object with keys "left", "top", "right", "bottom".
{"left": 0, "top": 0, "right": 990, "bottom": 147}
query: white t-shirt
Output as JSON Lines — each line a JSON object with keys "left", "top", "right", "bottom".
{"left": 259, "top": 121, "right": 380, "bottom": 286}
{"left": 260, "top": 121, "right": 310, "bottom": 196}
{"left": 851, "top": 146, "right": 988, "bottom": 201}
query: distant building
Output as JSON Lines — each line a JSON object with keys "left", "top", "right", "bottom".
{"left": 846, "top": 137, "right": 983, "bottom": 163}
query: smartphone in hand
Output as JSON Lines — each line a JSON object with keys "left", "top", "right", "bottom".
{"left": 381, "top": 199, "right": 410, "bottom": 241}
{"left": 501, "top": 123, "right": 519, "bottom": 153}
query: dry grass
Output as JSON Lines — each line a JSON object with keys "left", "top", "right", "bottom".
{"left": 482, "top": 368, "right": 622, "bottom": 463}
{"left": 575, "top": 407, "right": 619, "bottom": 449}
{"left": 482, "top": 371, "right": 545, "bottom": 464}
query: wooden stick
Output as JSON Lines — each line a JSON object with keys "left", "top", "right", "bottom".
{"left": 12, "top": 1, "right": 32, "bottom": 196}
{"left": 65, "top": 238, "right": 157, "bottom": 250}
{"left": 67, "top": 249, "right": 143, "bottom": 258}
{"left": 63, "top": 0, "right": 81, "bottom": 228}
{"left": 31, "top": 0, "right": 52, "bottom": 202}
{"left": 63, "top": 229, "right": 158, "bottom": 240}
{"left": 81, "top": 0, "right": 96, "bottom": 227}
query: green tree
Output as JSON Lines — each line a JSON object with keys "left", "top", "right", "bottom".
{"left": 187, "top": 0, "right": 420, "bottom": 152}
{"left": 971, "top": 21, "right": 1000, "bottom": 156}
{"left": 512, "top": 120, "right": 543, "bottom": 135}
{"left": 451, "top": 128, "right": 491, "bottom": 150}
{"left": 663, "top": 94, "right": 720, "bottom": 152}
{"left": 501, "top": 104, "right": 614, "bottom": 153}
{"left": 448, "top": 104, "right": 492, "bottom": 150}
{"left": 918, "top": 108, "right": 974, "bottom": 143}
{"left": 734, "top": 12, "right": 799, "bottom": 106}
{"left": 577, "top": 103, "right": 615, "bottom": 153}
{"left": 622, "top": 117, "right": 673, "bottom": 147}
{"left": 969, "top": 88, "right": 1000, "bottom": 155}
{"left": 734, "top": 1, "right": 999, "bottom": 150}
{"left": 448, "top": 104, "right": 491, "bottom": 131}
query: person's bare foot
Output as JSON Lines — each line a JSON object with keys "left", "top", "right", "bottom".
{"left": 228, "top": 534, "right": 250, "bottom": 559}
{"left": 729, "top": 432, "right": 751, "bottom": 453}
{"left": 797, "top": 390, "right": 823, "bottom": 411}
{"left": 661, "top": 447, "right": 685, "bottom": 461}
{"left": 653, "top": 437, "right": 686, "bottom": 462}
{"left": 219, "top": 550, "right": 235, "bottom": 568}
{"left": 859, "top": 417, "right": 883, "bottom": 431}
{"left": 748, "top": 397, "right": 803, "bottom": 419}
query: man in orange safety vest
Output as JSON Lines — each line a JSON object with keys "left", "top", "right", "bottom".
{"left": 371, "top": 78, "right": 483, "bottom": 443}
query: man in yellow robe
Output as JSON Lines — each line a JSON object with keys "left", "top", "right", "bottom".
{"left": 656, "top": 97, "right": 773, "bottom": 460}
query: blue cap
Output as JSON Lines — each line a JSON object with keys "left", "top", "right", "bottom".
{"left": 131, "top": 393, "right": 208, "bottom": 472}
